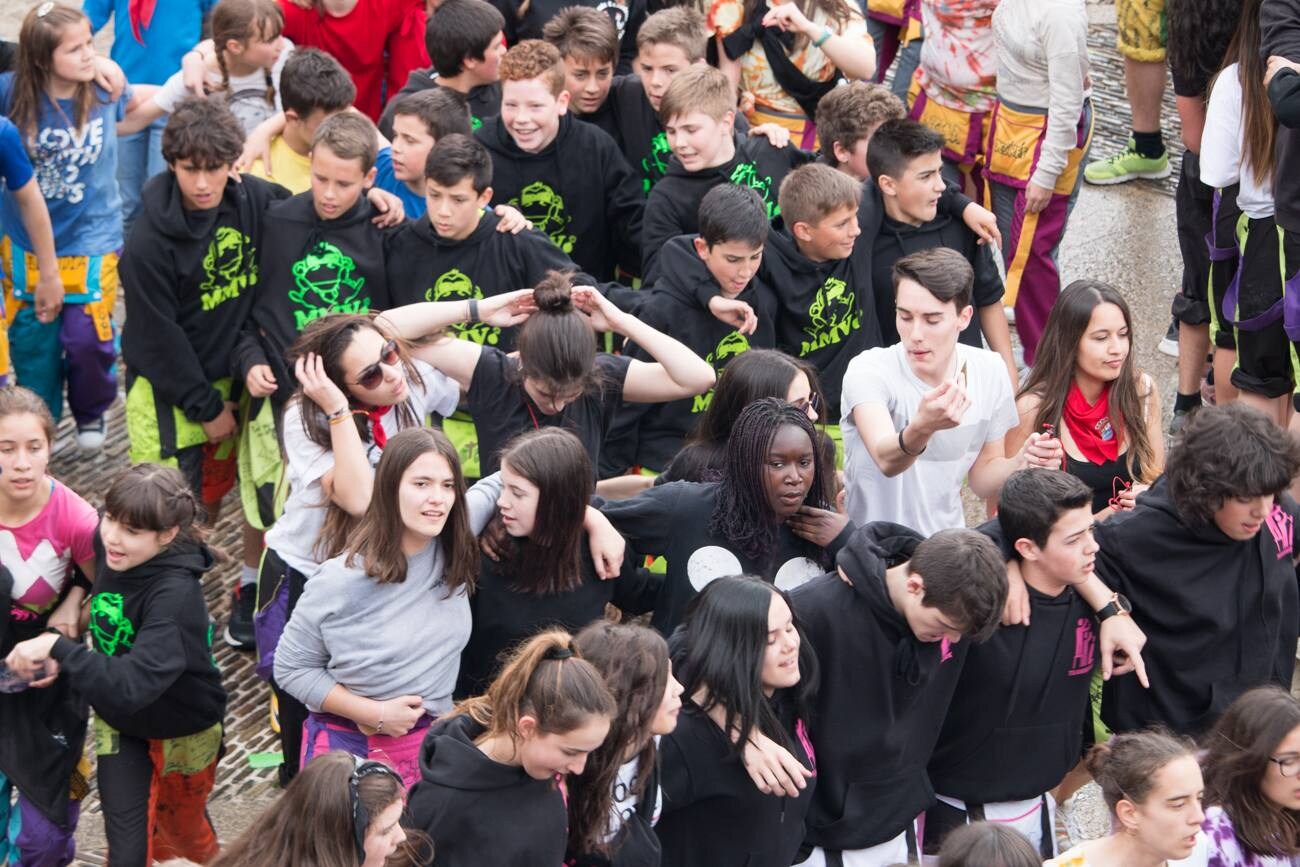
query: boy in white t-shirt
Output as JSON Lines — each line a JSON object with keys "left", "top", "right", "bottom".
{"left": 839, "top": 247, "right": 1060, "bottom": 535}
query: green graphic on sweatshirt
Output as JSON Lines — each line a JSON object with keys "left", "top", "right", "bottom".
{"left": 471, "top": 115, "right": 483, "bottom": 131}
{"left": 642, "top": 132, "right": 671, "bottom": 196}
{"left": 729, "top": 162, "right": 778, "bottom": 219}
{"left": 693, "top": 330, "right": 751, "bottom": 413}
{"left": 289, "top": 241, "right": 370, "bottom": 331}
{"left": 510, "top": 182, "right": 576, "bottom": 254}
{"left": 800, "top": 276, "right": 860, "bottom": 356}
{"left": 425, "top": 268, "right": 500, "bottom": 345}
{"left": 200, "top": 226, "right": 257, "bottom": 312}
{"left": 90, "top": 592, "right": 136, "bottom": 657}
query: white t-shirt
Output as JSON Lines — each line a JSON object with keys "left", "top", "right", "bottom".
{"left": 266, "top": 358, "right": 460, "bottom": 575}
{"left": 605, "top": 748, "right": 663, "bottom": 842}
{"left": 155, "top": 40, "right": 293, "bottom": 134}
{"left": 839, "top": 342, "right": 1018, "bottom": 536}
{"left": 1201, "top": 63, "right": 1275, "bottom": 220}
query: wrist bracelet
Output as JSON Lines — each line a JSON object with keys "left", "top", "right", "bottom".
{"left": 812, "top": 26, "right": 832, "bottom": 48}
{"left": 467, "top": 298, "right": 479, "bottom": 323}
{"left": 898, "top": 427, "right": 924, "bottom": 457}
{"left": 325, "top": 405, "right": 350, "bottom": 424}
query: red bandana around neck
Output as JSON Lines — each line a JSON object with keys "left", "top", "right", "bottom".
{"left": 128, "top": 0, "right": 157, "bottom": 44}
{"left": 1062, "top": 381, "right": 1120, "bottom": 464}
{"left": 365, "top": 406, "right": 391, "bottom": 449}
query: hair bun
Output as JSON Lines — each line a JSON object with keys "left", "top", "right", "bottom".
{"left": 532, "top": 270, "right": 576, "bottom": 313}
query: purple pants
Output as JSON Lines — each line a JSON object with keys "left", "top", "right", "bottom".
{"left": 0, "top": 771, "right": 80, "bottom": 867}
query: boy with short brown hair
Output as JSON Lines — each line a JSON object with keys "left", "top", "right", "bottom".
{"left": 543, "top": 7, "right": 620, "bottom": 133}
{"left": 816, "top": 81, "right": 906, "bottom": 181}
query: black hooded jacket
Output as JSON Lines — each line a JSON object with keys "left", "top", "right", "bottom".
{"left": 378, "top": 69, "right": 501, "bottom": 138}
{"left": 477, "top": 113, "right": 643, "bottom": 280}
{"left": 789, "top": 523, "right": 967, "bottom": 850}
{"left": 385, "top": 209, "right": 585, "bottom": 352}
{"left": 407, "top": 713, "right": 569, "bottom": 866}
{"left": 1262, "top": 0, "right": 1300, "bottom": 232}
{"left": 1096, "top": 478, "right": 1300, "bottom": 735}
{"left": 121, "top": 171, "right": 288, "bottom": 422}
{"left": 49, "top": 536, "right": 226, "bottom": 740}
{"left": 641, "top": 131, "right": 814, "bottom": 278}
{"left": 928, "top": 521, "right": 1095, "bottom": 804}
{"left": 231, "top": 192, "right": 393, "bottom": 403}
{"left": 601, "top": 234, "right": 777, "bottom": 474}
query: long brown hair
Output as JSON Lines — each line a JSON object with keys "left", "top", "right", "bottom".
{"left": 1018, "top": 280, "right": 1157, "bottom": 483}
{"left": 446, "top": 629, "right": 615, "bottom": 745}
{"left": 568, "top": 622, "right": 670, "bottom": 857}
{"left": 210, "top": 751, "right": 427, "bottom": 867}
{"left": 1225, "top": 0, "right": 1274, "bottom": 184}
{"left": 287, "top": 313, "right": 426, "bottom": 561}
{"left": 343, "top": 428, "right": 477, "bottom": 591}
{"left": 492, "top": 428, "right": 593, "bottom": 595}
{"left": 210, "top": 0, "right": 282, "bottom": 108}
{"left": 9, "top": 4, "right": 100, "bottom": 141}
{"left": 1203, "top": 687, "right": 1300, "bottom": 858}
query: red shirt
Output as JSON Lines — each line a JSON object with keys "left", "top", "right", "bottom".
{"left": 279, "top": 0, "right": 430, "bottom": 121}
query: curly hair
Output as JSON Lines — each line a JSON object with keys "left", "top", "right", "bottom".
{"left": 1164, "top": 405, "right": 1300, "bottom": 527}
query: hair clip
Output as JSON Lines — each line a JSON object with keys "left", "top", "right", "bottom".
{"left": 543, "top": 646, "right": 573, "bottom": 661}
{"left": 37, "top": 2, "right": 55, "bottom": 17}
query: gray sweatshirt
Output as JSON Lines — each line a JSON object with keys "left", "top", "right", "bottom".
{"left": 274, "top": 474, "right": 502, "bottom": 716}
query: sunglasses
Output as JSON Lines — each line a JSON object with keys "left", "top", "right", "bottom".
{"left": 349, "top": 757, "right": 404, "bottom": 861}
{"left": 350, "top": 340, "right": 401, "bottom": 390}
{"left": 791, "top": 393, "right": 820, "bottom": 415}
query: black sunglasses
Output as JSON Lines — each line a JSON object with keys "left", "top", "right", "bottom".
{"left": 349, "top": 757, "right": 405, "bottom": 861}
{"left": 350, "top": 339, "right": 401, "bottom": 391}
{"left": 791, "top": 392, "right": 820, "bottom": 414}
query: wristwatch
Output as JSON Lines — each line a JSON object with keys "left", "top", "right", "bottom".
{"left": 1096, "top": 592, "right": 1132, "bottom": 622}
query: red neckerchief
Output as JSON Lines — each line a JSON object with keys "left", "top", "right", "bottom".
{"left": 128, "top": 0, "right": 157, "bottom": 44}
{"left": 365, "top": 406, "right": 391, "bottom": 448}
{"left": 1062, "top": 381, "right": 1120, "bottom": 464}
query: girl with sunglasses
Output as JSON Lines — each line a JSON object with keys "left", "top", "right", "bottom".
{"left": 210, "top": 751, "right": 423, "bottom": 867}
{"left": 1185, "top": 686, "right": 1300, "bottom": 866}
{"left": 407, "top": 630, "right": 616, "bottom": 866}
{"left": 379, "top": 270, "right": 716, "bottom": 480}
{"left": 256, "top": 295, "right": 534, "bottom": 785}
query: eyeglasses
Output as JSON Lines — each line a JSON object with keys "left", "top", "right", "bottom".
{"left": 349, "top": 757, "right": 404, "bottom": 861}
{"left": 1270, "top": 755, "right": 1300, "bottom": 777}
{"left": 350, "top": 340, "right": 401, "bottom": 390}
{"left": 791, "top": 393, "right": 820, "bottom": 416}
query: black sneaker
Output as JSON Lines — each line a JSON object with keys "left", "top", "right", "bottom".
{"left": 224, "top": 586, "right": 256, "bottom": 650}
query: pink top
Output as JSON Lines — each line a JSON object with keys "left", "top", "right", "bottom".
{"left": 5, "top": 480, "right": 98, "bottom": 617}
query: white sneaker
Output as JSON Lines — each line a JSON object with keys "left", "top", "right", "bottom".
{"left": 75, "top": 418, "right": 106, "bottom": 452}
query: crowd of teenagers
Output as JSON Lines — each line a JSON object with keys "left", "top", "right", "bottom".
{"left": 3, "top": 0, "right": 1300, "bottom": 864}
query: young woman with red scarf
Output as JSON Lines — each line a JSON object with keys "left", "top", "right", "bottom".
{"left": 1007, "top": 280, "right": 1164, "bottom": 518}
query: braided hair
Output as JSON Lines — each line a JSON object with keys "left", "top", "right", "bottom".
{"left": 102, "top": 464, "right": 206, "bottom": 547}
{"left": 211, "top": 0, "right": 282, "bottom": 107}
{"left": 708, "top": 397, "right": 831, "bottom": 564}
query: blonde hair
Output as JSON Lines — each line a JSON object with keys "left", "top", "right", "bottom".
{"left": 636, "top": 6, "right": 707, "bottom": 62}
{"left": 777, "top": 162, "right": 862, "bottom": 228}
{"left": 659, "top": 64, "right": 734, "bottom": 125}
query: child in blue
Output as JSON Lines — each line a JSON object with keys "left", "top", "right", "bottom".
{"left": 83, "top": 0, "right": 215, "bottom": 229}
{"left": 0, "top": 2, "right": 157, "bottom": 450}
{"left": 0, "top": 116, "right": 61, "bottom": 337}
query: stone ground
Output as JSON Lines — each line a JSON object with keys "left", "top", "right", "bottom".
{"left": 1, "top": 0, "right": 1193, "bottom": 861}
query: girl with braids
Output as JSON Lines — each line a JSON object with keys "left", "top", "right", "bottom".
{"left": 567, "top": 622, "right": 684, "bottom": 867}
{"left": 1007, "top": 280, "right": 1162, "bottom": 517}
{"left": 659, "top": 348, "right": 826, "bottom": 484}
{"left": 455, "top": 428, "right": 656, "bottom": 699}
{"left": 1185, "top": 687, "right": 1300, "bottom": 865}
{"left": 380, "top": 270, "right": 715, "bottom": 479}
{"left": 656, "top": 576, "right": 819, "bottom": 866}
{"left": 274, "top": 428, "right": 489, "bottom": 787}
{"left": 1045, "top": 730, "right": 1204, "bottom": 866}
{"left": 600, "top": 397, "right": 849, "bottom": 635}
{"left": 6, "top": 465, "right": 227, "bottom": 866}
{"left": 407, "top": 630, "right": 616, "bottom": 867}
{"left": 256, "top": 296, "right": 532, "bottom": 785}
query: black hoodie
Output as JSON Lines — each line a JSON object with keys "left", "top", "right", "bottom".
{"left": 378, "top": 69, "right": 501, "bottom": 139}
{"left": 385, "top": 209, "right": 585, "bottom": 352}
{"left": 121, "top": 171, "right": 289, "bottom": 423}
{"left": 655, "top": 695, "right": 816, "bottom": 867}
{"left": 1096, "top": 478, "right": 1300, "bottom": 735}
{"left": 48, "top": 536, "right": 226, "bottom": 740}
{"left": 407, "top": 713, "right": 569, "bottom": 866}
{"left": 642, "top": 131, "right": 814, "bottom": 278}
{"left": 871, "top": 209, "right": 1004, "bottom": 346}
{"left": 1262, "top": 0, "right": 1300, "bottom": 232}
{"left": 789, "top": 523, "right": 967, "bottom": 851}
{"left": 928, "top": 520, "right": 1095, "bottom": 804}
{"left": 601, "top": 234, "right": 778, "bottom": 475}
{"left": 477, "top": 113, "right": 644, "bottom": 280}
{"left": 489, "top": 0, "right": 645, "bottom": 61}
{"left": 232, "top": 192, "right": 393, "bottom": 402}
{"left": 598, "top": 480, "right": 850, "bottom": 635}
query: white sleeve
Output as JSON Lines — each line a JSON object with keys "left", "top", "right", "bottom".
{"left": 281, "top": 401, "right": 336, "bottom": 489}
{"left": 269, "top": 40, "right": 294, "bottom": 113}
{"left": 840, "top": 352, "right": 893, "bottom": 422}
{"left": 413, "top": 359, "right": 463, "bottom": 419}
{"left": 1199, "top": 68, "right": 1244, "bottom": 189}
{"left": 152, "top": 69, "right": 192, "bottom": 114}
{"left": 1029, "top": 13, "right": 1089, "bottom": 191}
{"left": 465, "top": 473, "right": 503, "bottom": 536}
{"left": 984, "top": 358, "right": 1020, "bottom": 442}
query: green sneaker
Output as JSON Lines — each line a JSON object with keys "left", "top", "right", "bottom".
{"left": 1084, "top": 138, "right": 1171, "bottom": 185}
